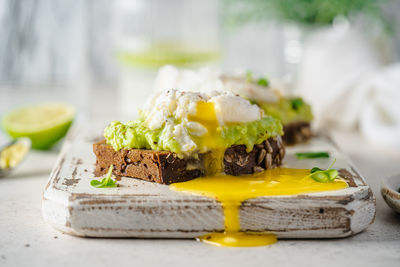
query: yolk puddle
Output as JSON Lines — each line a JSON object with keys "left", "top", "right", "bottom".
{"left": 169, "top": 168, "right": 348, "bottom": 247}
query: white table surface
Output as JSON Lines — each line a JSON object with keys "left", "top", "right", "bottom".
{"left": 1, "top": 129, "right": 399, "bottom": 267}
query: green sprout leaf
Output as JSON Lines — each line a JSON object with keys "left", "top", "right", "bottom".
{"left": 246, "top": 71, "right": 253, "bottom": 83}
{"left": 257, "top": 77, "right": 269, "bottom": 87}
{"left": 310, "top": 167, "right": 323, "bottom": 173}
{"left": 90, "top": 165, "right": 118, "bottom": 188}
{"left": 310, "top": 171, "right": 331, "bottom": 183}
{"left": 326, "top": 169, "right": 339, "bottom": 180}
{"left": 296, "top": 152, "right": 330, "bottom": 159}
{"left": 309, "top": 158, "right": 338, "bottom": 183}
{"left": 290, "top": 98, "right": 304, "bottom": 111}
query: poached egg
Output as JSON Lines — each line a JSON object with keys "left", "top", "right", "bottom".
{"left": 141, "top": 89, "right": 263, "bottom": 155}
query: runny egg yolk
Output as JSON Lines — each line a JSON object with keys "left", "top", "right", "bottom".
{"left": 169, "top": 168, "right": 348, "bottom": 247}
{"left": 188, "top": 101, "right": 225, "bottom": 174}
{"left": 188, "top": 101, "right": 220, "bottom": 149}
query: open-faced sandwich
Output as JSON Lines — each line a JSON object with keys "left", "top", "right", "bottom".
{"left": 94, "top": 89, "right": 285, "bottom": 184}
{"left": 88, "top": 88, "right": 352, "bottom": 248}
{"left": 220, "top": 72, "right": 313, "bottom": 145}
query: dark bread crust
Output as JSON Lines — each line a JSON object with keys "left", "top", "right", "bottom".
{"left": 282, "top": 121, "right": 312, "bottom": 145}
{"left": 94, "top": 137, "right": 285, "bottom": 184}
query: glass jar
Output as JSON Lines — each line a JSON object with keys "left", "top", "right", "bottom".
{"left": 114, "top": 0, "right": 221, "bottom": 117}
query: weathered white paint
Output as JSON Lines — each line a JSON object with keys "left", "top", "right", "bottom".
{"left": 42, "top": 126, "right": 376, "bottom": 238}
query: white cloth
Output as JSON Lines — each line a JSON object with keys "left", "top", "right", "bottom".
{"left": 294, "top": 26, "right": 400, "bottom": 149}
{"left": 359, "top": 65, "right": 400, "bottom": 149}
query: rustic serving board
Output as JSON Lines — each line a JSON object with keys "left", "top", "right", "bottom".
{"left": 42, "top": 124, "right": 376, "bottom": 238}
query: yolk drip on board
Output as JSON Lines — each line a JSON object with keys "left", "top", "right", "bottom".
{"left": 170, "top": 168, "right": 348, "bottom": 247}
{"left": 173, "top": 100, "right": 349, "bottom": 247}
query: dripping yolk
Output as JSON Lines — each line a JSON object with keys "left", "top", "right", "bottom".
{"left": 188, "top": 101, "right": 221, "bottom": 149}
{"left": 188, "top": 101, "right": 224, "bottom": 174}
{"left": 169, "top": 168, "right": 348, "bottom": 247}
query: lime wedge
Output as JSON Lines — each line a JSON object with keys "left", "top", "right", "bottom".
{"left": 2, "top": 103, "right": 75, "bottom": 149}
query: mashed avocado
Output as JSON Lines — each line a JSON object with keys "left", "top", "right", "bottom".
{"left": 104, "top": 119, "right": 182, "bottom": 154}
{"left": 258, "top": 98, "right": 313, "bottom": 125}
{"left": 104, "top": 116, "right": 283, "bottom": 157}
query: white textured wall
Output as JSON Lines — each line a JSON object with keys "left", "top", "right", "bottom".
{"left": 1, "top": 0, "right": 399, "bottom": 86}
{"left": 0, "top": 0, "right": 116, "bottom": 85}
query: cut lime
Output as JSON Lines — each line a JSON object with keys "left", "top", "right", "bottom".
{"left": 2, "top": 103, "right": 75, "bottom": 149}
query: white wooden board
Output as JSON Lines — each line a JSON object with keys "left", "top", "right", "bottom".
{"left": 42, "top": 125, "right": 376, "bottom": 238}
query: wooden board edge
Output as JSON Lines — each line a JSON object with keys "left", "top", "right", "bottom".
{"left": 42, "top": 182, "right": 376, "bottom": 239}
{"left": 41, "top": 129, "right": 376, "bottom": 239}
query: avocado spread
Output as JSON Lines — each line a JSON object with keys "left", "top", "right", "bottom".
{"left": 104, "top": 116, "right": 283, "bottom": 158}
{"left": 258, "top": 97, "right": 313, "bottom": 125}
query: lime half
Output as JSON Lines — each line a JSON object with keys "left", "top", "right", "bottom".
{"left": 2, "top": 103, "right": 75, "bottom": 149}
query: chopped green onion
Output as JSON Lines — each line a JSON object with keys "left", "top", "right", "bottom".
{"left": 90, "top": 165, "right": 118, "bottom": 188}
{"left": 296, "top": 152, "right": 330, "bottom": 159}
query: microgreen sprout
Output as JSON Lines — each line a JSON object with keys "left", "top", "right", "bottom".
{"left": 90, "top": 165, "right": 118, "bottom": 188}
{"left": 309, "top": 158, "right": 338, "bottom": 183}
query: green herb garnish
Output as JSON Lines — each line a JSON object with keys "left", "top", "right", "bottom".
{"left": 309, "top": 159, "right": 338, "bottom": 183}
{"left": 296, "top": 152, "right": 330, "bottom": 159}
{"left": 246, "top": 71, "right": 269, "bottom": 87}
{"left": 246, "top": 71, "right": 253, "bottom": 83}
{"left": 257, "top": 77, "right": 269, "bottom": 87}
{"left": 90, "top": 165, "right": 118, "bottom": 188}
{"left": 310, "top": 167, "right": 323, "bottom": 173}
{"left": 290, "top": 98, "right": 304, "bottom": 111}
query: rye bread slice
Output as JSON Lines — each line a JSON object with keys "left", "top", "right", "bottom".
{"left": 282, "top": 121, "right": 312, "bottom": 145}
{"left": 94, "top": 137, "right": 285, "bottom": 185}
{"left": 93, "top": 140, "right": 205, "bottom": 185}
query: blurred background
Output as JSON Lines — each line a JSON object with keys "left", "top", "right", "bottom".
{"left": 1, "top": 0, "right": 400, "bottom": 150}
